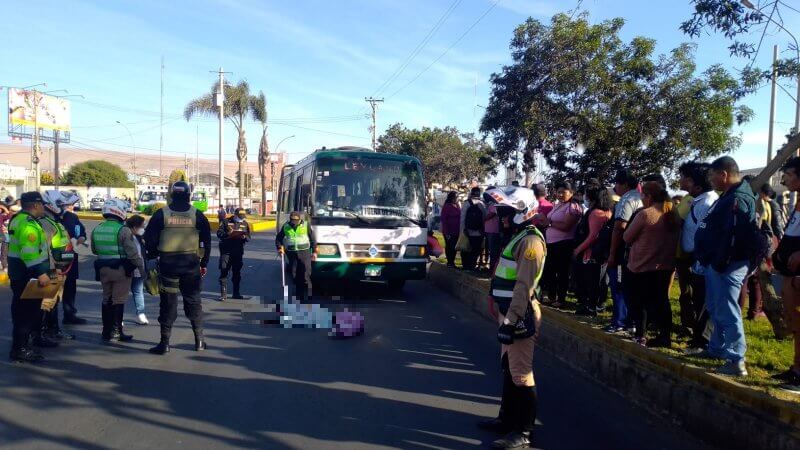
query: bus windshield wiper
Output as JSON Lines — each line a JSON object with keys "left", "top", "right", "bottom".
{"left": 332, "top": 207, "right": 370, "bottom": 224}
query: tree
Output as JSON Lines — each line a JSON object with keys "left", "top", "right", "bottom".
{"left": 184, "top": 79, "right": 255, "bottom": 207}
{"left": 480, "top": 13, "right": 751, "bottom": 183}
{"left": 40, "top": 171, "right": 55, "bottom": 185}
{"left": 251, "top": 91, "right": 269, "bottom": 217}
{"left": 62, "top": 160, "right": 133, "bottom": 188}
{"left": 378, "top": 123, "right": 496, "bottom": 187}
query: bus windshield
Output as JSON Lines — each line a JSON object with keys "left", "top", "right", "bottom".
{"left": 139, "top": 191, "right": 165, "bottom": 203}
{"left": 314, "top": 156, "right": 425, "bottom": 223}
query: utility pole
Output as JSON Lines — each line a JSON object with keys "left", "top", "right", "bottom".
{"left": 54, "top": 130, "right": 60, "bottom": 189}
{"left": 213, "top": 67, "right": 229, "bottom": 210}
{"left": 767, "top": 45, "right": 778, "bottom": 185}
{"left": 32, "top": 91, "right": 40, "bottom": 190}
{"left": 196, "top": 124, "right": 200, "bottom": 187}
{"left": 160, "top": 56, "right": 164, "bottom": 177}
{"left": 365, "top": 97, "right": 383, "bottom": 150}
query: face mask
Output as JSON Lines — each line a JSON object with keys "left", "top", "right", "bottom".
{"left": 136, "top": 228, "right": 145, "bottom": 236}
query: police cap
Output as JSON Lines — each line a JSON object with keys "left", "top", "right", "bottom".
{"left": 20, "top": 191, "right": 44, "bottom": 204}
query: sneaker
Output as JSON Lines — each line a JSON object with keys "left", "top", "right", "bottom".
{"left": 771, "top": 368, "right": 800, "bottom": 382}
{"left": 136, "top": 313, "right": 149, "bottom": 325}
{"left": 684, "top": 347, "right": 716, "bottom": 359}
{"left": 646, "top": 336, "right": 671, "bottom": 349}
{"left": 63, "top": 315, "right": 88, "bottom": 325}
{"left": 44, "top": 329, "right": 75, "bottom": 341}
{"left": 634, "top": 337, "right": 647, "bottom": 347}
{"left": 624, "top": 327, "right": 637, "bottom": 338}
{"left": 716, "top": 360, "right": 748, "bottom": 377}
{"left": 477, "top": 417, "right": 512, "bottom": 434}
{"left": 603, "top": 324, "right": 624, "bottom": 334}
{"left": 9, "top": 347, "right": 44, "bottom": 363}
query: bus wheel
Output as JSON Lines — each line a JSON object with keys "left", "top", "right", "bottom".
{"left": 387, "top": 280, "right": 405, "bottom": 292}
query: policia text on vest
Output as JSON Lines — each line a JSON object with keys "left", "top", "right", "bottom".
{"left": 276, "top": 214, "right": 316, "bottom": 301}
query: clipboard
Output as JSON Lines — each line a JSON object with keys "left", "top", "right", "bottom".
{"left": 228, "top": 229, "right": 247, "bottom": 238}
{"left": 21, "top": 278, "right": 63, "bottom": 300}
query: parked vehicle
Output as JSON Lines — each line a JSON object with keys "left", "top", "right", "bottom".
{"left": 89, "top": 197, "right": 105, "bottom": 211}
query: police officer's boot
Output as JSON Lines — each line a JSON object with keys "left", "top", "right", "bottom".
{"left": 479, "top": 356, "right": 514, "bottom": 434}
{"left": 192, "top": 321, "right": 207, "bottom": 351}
{"left": 219, "top": 280, "right": 227, "bottom": 302}
{"left": 491, "top": 386, "right": 536, "bottom": 449}
{"left": 114, "top": 304, "right": 133, "bottom": 342}
{"left": 101, "top": 301, "right": 115, "bottom": 342}
{"left": 149, "top": 331, "right": 170, "bottom": 355}
{"left": 231, "top": 280, "right": 243, "bottom": 300}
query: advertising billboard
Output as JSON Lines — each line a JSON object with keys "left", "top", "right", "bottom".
{"left": 7, "top": 88, "right": 71, "bottom": 132}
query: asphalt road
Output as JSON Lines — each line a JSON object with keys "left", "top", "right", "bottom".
{"left": 0, "top": 221, "right": 710, "bottom": 450}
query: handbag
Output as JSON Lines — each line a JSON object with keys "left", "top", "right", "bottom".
{"left": 455, "top": 233, "right": 472, "bottom": 253}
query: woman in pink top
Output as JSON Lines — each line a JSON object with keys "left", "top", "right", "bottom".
{"left": 572, "top": 185, "right": 613, "bottom": 315}
{"left": 539, "top": 181, "right": 583, "bottom": 306}
{"left": 439, "top": 191, "right": 461, "bottom": 267}
{"left": 623, "top": 178, "right": 680, "bottom": 348}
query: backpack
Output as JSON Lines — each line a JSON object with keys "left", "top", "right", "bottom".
{"left": 591, "top": 216, "right": 614, "bottom": 263}
{"left": 465, "top": 200, "right": 484, "bottom": 232}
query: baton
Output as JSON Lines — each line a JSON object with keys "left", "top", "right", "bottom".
{"left": 280, "top": 251, "right": 289, "bottom": 303}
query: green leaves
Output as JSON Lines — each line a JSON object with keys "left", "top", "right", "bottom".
{"left": 62, "top": 160, "right": 133, "bottom": 188}
{"left": 481, "top": 13, "right": 748, "bottom": 183}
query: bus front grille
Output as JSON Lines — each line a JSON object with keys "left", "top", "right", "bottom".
{"left": 346, "top": 244, "right": 401, "bottom": 258}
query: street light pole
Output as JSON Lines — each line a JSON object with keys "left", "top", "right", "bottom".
{"left": 271, "top": 135, "right": 295, "bottom": 213}
{"left": 216, "top": 68, "right": 226, "bottom": 211}
{"left": 116, "top": 121, "right": 136, "bottom": 203}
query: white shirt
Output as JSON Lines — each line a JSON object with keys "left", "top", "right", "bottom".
{"left": 786, "top": 210, "right": 800, "bottom": 237}
{"left": 681, "top": 190, "right": 719, "bottom": 253}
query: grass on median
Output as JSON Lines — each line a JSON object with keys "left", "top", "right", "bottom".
{"left": 432, "top": 232, "right": 797, "bottom": 401}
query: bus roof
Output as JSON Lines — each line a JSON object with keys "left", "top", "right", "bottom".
{"left": 293, "top": 146, "right": 421, "bottom": 167}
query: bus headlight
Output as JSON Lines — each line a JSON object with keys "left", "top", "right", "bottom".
{"left": 404, "top": 245, "right": 426, "bottom": 258}
{"left": 316, "top": 244, "right": 339, "bottom": 257}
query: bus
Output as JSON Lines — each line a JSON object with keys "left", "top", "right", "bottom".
{"left": 277, "top": 146, "right": 427, "bottom": 289}
{"left": 136, "top": 186, "right": 209, "bottom": 213}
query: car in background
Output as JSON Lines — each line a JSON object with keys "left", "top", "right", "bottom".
{"left": 89, "top": 197, "right": 105, "bottom": 211}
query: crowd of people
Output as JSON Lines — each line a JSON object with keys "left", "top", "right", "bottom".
{"left": 441, "top": 155, "right": 800, "bottom": 393}
{"left": 3, "top": 182, "right": 258, "bottom": 362}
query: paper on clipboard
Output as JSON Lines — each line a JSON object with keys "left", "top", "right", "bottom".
{"left": 21, "top": 278, "right": 62, "bottom": 300}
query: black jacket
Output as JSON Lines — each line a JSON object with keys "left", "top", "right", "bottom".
{"left": 695, "top": 181, "right": 757, "bottom": 271}
{"left": 144, "top": 202, "right": 212, "bottom": 273}
{"left": 217, "top": 218, "right": 251, "bottom": 254}
{"left": 59, "top": 210, "right": 86, "bottom": 240}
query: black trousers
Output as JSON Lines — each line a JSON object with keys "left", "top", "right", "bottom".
{"left": 461, "top": 234, "right": 485, "bottom": 270}
{"left": 627, "top": 269, "right": 673, "bottom": 340}
{"left": 574, "top": 261, "right": 606, "bottom": 310}
{"left": 543, "top": 239, "right": 575, "bottom": 303}
{"left": 689, "top": 272, "right": 709, "bottom": 347}
{"left": 61, "top": 267, "right": 79, "bottom": 318}
{"left": 10, "top": 277, "right": 43, "bottom": 351}
{"left": 157, "top": 267, "right": 203, "bottom": 341}
{"left": 286, "top": 250, "right": 312, "bottom": 300}
{"left": 219, "top": 251, "right": 244, "bottom": 293}
{"left": 443, "top": 233, "right": 458, "bottom": 266}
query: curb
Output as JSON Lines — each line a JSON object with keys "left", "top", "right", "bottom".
{"left": 427, "top": 262, "right": 800, "bottom": 450}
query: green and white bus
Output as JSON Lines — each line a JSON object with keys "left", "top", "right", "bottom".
{"left": 277, "top": 146, "right": 427, "bottom": 288}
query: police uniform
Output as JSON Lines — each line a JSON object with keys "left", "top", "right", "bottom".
{"left": 39, "top": 212, "right": 76, "bottom": 342}
{"left": 217, "top": 210, "right": 251, "bottom": 300}
{"left": 275, "top": 215, "right": 315, "bottom": 301}
{"left": 144, "top": 184, "right": 211, "bottom": 354}
{"left": 7, "top": 192, "right": 50, "bottom": 362}
{"left": 59, "top": 208, "right": 87, "bottom": 324}
{"left": 92, "top": 212, "right": 144, "bottom": 343}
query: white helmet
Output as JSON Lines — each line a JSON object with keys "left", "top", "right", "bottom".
{"left": 485, "top": 186, "right": 539, "bottom": 224}
{"left": 102, "top": 199, "right": 128, "bottom": 221}
{"left": 42, "top": 190, "right": 66, "bottom": 215}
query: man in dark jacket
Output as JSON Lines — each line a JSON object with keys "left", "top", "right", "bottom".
{"left": 693, "top": 156, "right": 756, "bottom": 377}
{"left": 217, "top": 208, "right": 251, "bottom": 300}
{"left": 58, "top": 194, "right": 88, "bottom": 325}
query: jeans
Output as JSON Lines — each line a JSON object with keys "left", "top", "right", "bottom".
{"left": 607, "top": 265, "right": 628, "bottom": 328}
{"left": 131, "top": 276, "right": 145, "bottom": 315}
{"left": 704, "top": 261, "right": 749, "bottom": 362}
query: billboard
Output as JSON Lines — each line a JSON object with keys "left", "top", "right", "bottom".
{"left": 8, "top": 88, "right": 71, "bottom": 132}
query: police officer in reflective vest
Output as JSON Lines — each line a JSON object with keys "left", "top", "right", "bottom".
{"left": 478, "top": 186, "right": 545, "bottom": 449}
{"left": 144, "top": 181, "right": 211, "bottom": 354}
{"left": 217, "top": 207, "right": 251, "bottom": 300}
{"left": 39, "top": 190, "right": 78, "bottom": 343}
{"left": 7, "top": 192, "right": 52, "bottom": 362}
{"left": 92, "top": 199, "right": 145, "bottom": 344}
{"left": 276, "top": 211, "right": 316, "bottom": 301}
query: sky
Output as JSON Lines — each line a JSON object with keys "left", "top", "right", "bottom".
{"left": 2, "top": 0, "right": 799, "bottom": 175}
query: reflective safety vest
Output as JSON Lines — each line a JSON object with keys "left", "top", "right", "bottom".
{"left": 158, "top": 206, "right": 199, "bottom": 255}
{"left": 92, "top": 220, "right": 125, "bottom": 260}
{"left": 490, "top": 226, "right": 546, "bottom": 308}
{"left": 39, "top": 215, "right": 75, "bottom": 270}
{"left": 282, "top": 221, "right": 310, "bottom": 251}
{"left": 8, "top": 211, "right": 49, "bottom": 269}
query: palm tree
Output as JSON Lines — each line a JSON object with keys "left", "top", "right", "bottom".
{"left": 250, "top": 91, "right": 269, "bottom": 217}
{"left": 184, "top": 80, "right": 253, "bottom": 207}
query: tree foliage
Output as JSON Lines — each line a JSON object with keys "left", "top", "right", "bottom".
{"left": 40, "top": 172, "right": 55, "bottom": 185}
{"left": 251, "top": 91, "right": 270, "bottom": 216}
{"left": 377, "top": 123, "right": 496, "bottom": 187}
{"left": 62, "top": 160, "right": 133, "bottom": 188}
{"left": 480, "top": 13, "right": 750, "bottom": 183}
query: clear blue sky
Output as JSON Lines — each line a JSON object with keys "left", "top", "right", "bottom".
{"left": 2, "top": 0, "right": 798, "bottom": 172}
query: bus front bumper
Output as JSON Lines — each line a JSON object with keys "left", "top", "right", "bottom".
{"left": 312, "top": 260, "right": 427, "bottom": 282}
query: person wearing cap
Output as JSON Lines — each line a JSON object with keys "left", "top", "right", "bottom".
{"left": 144, "top": 181, "right": 212, "bottom": 354}
{"left": 92, "top": 198, "right": 144, "bottom": 344}
{"left": 7, "top": 192, "right": 52, "bottom": 362}
{"left": 56, "top": 192, "right": 88, "bottom": 325}
{"left": 479, "top": 186, "right": 545, "bottom": 449}
{"left": 276, "top": 211, "right": 316, "bottom": 301}
{"left": 217, "top": 207, "right": 251, "bottom": 300}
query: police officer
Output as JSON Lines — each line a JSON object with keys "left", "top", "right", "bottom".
{"left": 478, "top": 187, "right": 544, "bottom": 449}
{"left": 7, "top": 192, "right": 52, "bottom": 362}
{"left": 92, "top": 199, "right": 145, "bottom": 343}
{"left": 58, "top": 191, "right": 88, "bottom": 325}
{"left": 276, "top": 211, "right": 316, "bottom": 301}
{"left": 144, "top": 181, "right": 211, "bottom": 354}
{"left": 217, "top": 207, "right": 251, "bottom": 300}
{"left": 39, "top": 190, "right": 77, "bottom": 343}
